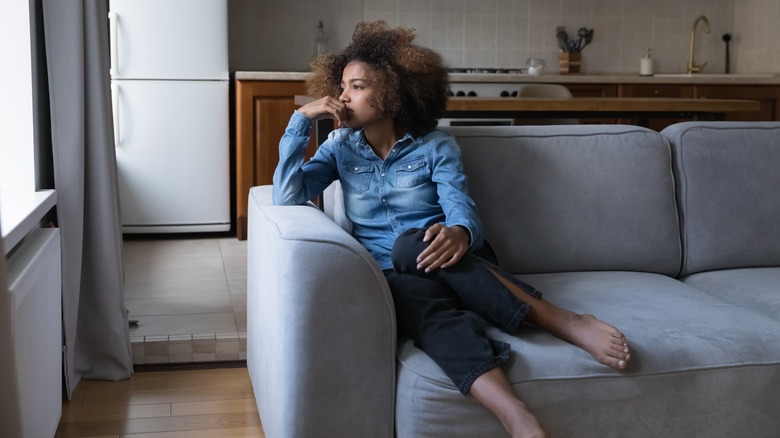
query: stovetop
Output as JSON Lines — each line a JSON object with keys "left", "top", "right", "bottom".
{"left": 449, "top": 68, "right": 524, "bottom": 74}
{"left": 448, "top": 81, "right": 524, "bottom": 97}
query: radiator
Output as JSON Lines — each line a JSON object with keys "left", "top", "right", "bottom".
{"left": 1, "top": 228, "right": 62, "bottom": 437}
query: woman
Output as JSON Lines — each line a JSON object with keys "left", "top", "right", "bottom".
{"left": 273, "top": 20, "right": 630, "bottom": 438}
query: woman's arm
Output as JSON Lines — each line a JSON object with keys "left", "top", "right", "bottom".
{"left": 272, "top": 108, "right": 340, "bottom": 205}
{"left": 415, "top": 133, "right": 485, "bottom": 272}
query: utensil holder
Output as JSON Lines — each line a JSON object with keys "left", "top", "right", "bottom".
{"left": 558, "top": 52, "right": 581, "bottom": 75}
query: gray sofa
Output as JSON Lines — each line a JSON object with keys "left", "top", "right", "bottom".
{"left": 246, "top": 121, "right": 780, "bottom": 438}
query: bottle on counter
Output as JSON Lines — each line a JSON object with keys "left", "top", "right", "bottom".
{"left": 640, "top": 48, "right": 654, "bottom": 76}
{"left": 314, "top": 19, "right": 329, "bottom": 56}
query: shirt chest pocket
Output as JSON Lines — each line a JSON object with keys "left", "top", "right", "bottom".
{"left": 341, "top": 162, "right": 373, "bottom": 193}
{"left": 393, "top": 158, "right": 430, "bottom": 188}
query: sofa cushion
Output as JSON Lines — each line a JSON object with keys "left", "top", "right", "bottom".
{"left": 682, "top": 267, "right": 780, "bottom": 320}
{"left": 444, "top": 125, "right": 681, "bottom": 276}
{"left": 396, "top": 271, "right": 780, "bottom": 437}
{"left": 662, "top": 121, "right": 780, "bottom": 276}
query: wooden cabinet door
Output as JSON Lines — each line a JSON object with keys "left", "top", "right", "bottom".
{"left": 235, "top": 80, "right": 317, "bottom": 239}
{"left": 565, "top": 84, "right": 618, "bottom": 124}
{"left": 618, "top": 84, "right": 694, "bottom": 131}
{"left": 694, "top": 85, "right": 780, "bottom": 122}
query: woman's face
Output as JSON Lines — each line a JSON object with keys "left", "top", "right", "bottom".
{"left": 338, "top": 61, "right": 385, "bottom": 129}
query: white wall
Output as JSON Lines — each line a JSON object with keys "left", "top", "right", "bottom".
{"left": 733, "top": 0, "right": 780, "bottom": 73}
{"left": 230, "top": 0, "right": 779, "bottom": 75}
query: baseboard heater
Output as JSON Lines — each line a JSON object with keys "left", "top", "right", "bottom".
{"left": 1, "top": 228, "right": 62, "bottom": 437}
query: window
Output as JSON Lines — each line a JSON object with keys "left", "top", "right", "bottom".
{"left": 0, "top": 0, "right": 36, "bottom": 194}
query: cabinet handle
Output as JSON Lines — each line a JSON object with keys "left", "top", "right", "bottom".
{"left": 111, "top": 83, "right": 120, "bottom": 146}
{"left": 108, "top": 12, "right": 118, "bottom": 76}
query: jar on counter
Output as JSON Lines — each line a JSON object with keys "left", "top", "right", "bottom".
{"left": 527, "top": 58, "right": 545, "bottom": 76}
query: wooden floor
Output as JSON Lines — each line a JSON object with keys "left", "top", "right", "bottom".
{"left": 56, "top": 364, "right": 264, "bottom": 437}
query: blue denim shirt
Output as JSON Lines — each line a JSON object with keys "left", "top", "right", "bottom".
{"left": 273, "top": 110, "right": 484, "bottom": 270}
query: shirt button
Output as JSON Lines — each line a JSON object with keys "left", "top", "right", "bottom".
{"left": 382, "top": 198, "right": 387, "bottom": 203}
{"left": 354, "top": 167, "right": 359, "bottom": 171}
{"left": 381, "top": 173, "right": 385, "bottom": 177}
{"left": 407, "top": 165, "right": 412, "bottom": 169}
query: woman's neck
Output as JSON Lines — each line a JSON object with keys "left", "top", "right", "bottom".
{"left": 364, "top": 118, "right": 403, "bottom": 160}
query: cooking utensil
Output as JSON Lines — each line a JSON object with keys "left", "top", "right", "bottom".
{"left": 579, "top": 28, "right": 594, "bottom": 51}
{"left": 722, "top": 33, "right": 732, "bottom": 74}
{"left": 556, "top": 26, "right": 569, "bottom": 52}
{"left": 556, "top": 26, "right": 594, "bottom": 52}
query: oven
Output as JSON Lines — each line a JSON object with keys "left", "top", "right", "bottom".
{"left": 439, "top": 74, "right": 525, "bottom": 127}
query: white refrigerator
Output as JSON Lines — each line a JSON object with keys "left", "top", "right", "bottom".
{"left": 109, "top": 0, "right": 230, "bottom": 233}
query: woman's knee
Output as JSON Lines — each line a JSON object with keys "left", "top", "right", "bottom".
{"left": 391, "top": 227, "right": 428, "bottom": 273}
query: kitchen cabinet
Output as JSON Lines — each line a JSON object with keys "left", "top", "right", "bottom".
{"left": 565, "top": 83, "right": 618, "bottom": 124}
{"left": 694, "top": 85, "right": 779, "bottom": 122}
{"left": 615, "top": 84, "right": 780, "bottom": 130}
{"left": 235, "top": 79, "right": 316, "bottom": 240}
{"left": 618, "top": 84, "right": 695, "bottom": 131}
{"left": 233, "top": 75, "right": 779, "bottom": 240}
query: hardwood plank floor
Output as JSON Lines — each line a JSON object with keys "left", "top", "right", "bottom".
{"left": 56, "top": 365, "right": 264, "bottom": 437}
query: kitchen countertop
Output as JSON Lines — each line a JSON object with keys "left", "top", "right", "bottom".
{"left": 234, "top": 71, "right": 780, "bottom": 85}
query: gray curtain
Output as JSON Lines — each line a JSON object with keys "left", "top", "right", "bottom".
{"left": 41, "top": 0, "right": 133, "bottom": 397}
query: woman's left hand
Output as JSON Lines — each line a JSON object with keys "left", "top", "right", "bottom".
{"left": 416, "top": 224, "right": 470, "bottom": 273}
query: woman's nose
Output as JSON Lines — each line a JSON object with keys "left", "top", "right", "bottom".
{"left": 339, "top": 90, "right": 349, "bottom": 102}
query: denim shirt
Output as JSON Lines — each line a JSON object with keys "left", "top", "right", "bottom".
{"left": 273, "top": 110, "right": 484, "bottom": 270}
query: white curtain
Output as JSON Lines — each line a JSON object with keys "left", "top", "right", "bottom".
{"left": 41, "top": 0, "right": 133, "bottom": 396}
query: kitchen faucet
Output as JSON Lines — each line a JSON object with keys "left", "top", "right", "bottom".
{"left": 687, "top": 15, "right": 710, "bottom": 74}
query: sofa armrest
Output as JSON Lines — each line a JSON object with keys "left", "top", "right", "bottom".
{"left": 247, "top": 186, "right": 396, "bottom": 438}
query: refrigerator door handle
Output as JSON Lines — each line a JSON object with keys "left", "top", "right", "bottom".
{"left": 111, "top": 83, "right": 120, "bottom": 146}
{"left": 108, "top": 12, "right": 118, "bottom": 75}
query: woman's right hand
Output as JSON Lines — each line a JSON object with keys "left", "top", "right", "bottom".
{"left": 298, "top": 96, "right": 347, "bottom": 128}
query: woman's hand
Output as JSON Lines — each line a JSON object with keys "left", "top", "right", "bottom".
{"left": 298, "top": 96, "right": 347, "bottom": 128}
{"left": 416, "top": 224, "right": 470, "bottom": 273}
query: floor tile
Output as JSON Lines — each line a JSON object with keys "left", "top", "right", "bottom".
{"left": 123, "top": 235, "right": 247, "bottom": 364}
{"left": 124, "top": 261, "right": 226, "bottom": 284}
{"left": 228, "top": 278, "right": 248, "bottom": 296}
{"left": 124, "top": 278, "right": 230, "bottom": 299}
{"left": 124, "top": 237, "right": 221, "bottom": 260}
{"left": 128, "top": 312, "right": 238, "bottom": 337}
{"left": 126, "top": 295, "right": 233, "bottom": 316}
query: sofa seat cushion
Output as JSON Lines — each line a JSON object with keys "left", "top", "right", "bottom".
{"left": 682, "top": 267, "right": 780, "bottom": 320}
{"left": 395, "top": 271, "right": 780, "bottom": 438}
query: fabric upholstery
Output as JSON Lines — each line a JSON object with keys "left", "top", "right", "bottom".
{"left": 247, "top": 122, "right": 780, "bottom": 438}
{"left": 248, "top": 186, "right": 396, "bottom": 438}
{"left": 682, "top": 267, "right": 780, "bottom": 320}
{"left": 662, "top": 121, "right": 780, "bottom": 275}
{"left": 444, "top": 125, "right": 681, "bottom": 276}
{"left": 397, "top": 271, "right": 780, "bottom": 437}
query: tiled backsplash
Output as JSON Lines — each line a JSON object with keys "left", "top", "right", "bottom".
{"left": 230, "top": 0, "right": 780, "bottom": 74}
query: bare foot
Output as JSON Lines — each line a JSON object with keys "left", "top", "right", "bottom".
{"left": 564, "top": 313, "right": 630, "bottom": 370}
{"left": 487, "top": 269, "right": 631, "bottom": 370}
{"left": 502, "top": 400, "right": 550, "bottom": 438}
{"left": 470, "top": 368, "right": 550, "bottom": 438}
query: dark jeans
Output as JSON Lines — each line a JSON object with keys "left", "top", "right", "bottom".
{"left": 384, "top": 227, "right": 542, "bottom": 395}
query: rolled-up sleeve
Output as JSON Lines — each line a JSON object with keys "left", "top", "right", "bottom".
{"left": 430, "top": 135, "right": 484, "bottom": 252}
{"left": 272, "top": 111, "right": 338, "bottom": 205}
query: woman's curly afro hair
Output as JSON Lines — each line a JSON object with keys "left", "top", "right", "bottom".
{"left": 306, "top": 20, "right": 449, "bottom": 137}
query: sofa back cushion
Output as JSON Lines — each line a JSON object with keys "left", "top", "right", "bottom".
{"left": 444, "top": 125, "right": 681, "bottom": 276}
{"left": 662, "top": 121, "right": 780, "bottom": 276}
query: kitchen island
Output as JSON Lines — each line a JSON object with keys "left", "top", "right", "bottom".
{"left": 233, "top": 71, "right": 780, "bottom": 239}
{"left": 234, "top": 71, "right": 780, "bottom": 85}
